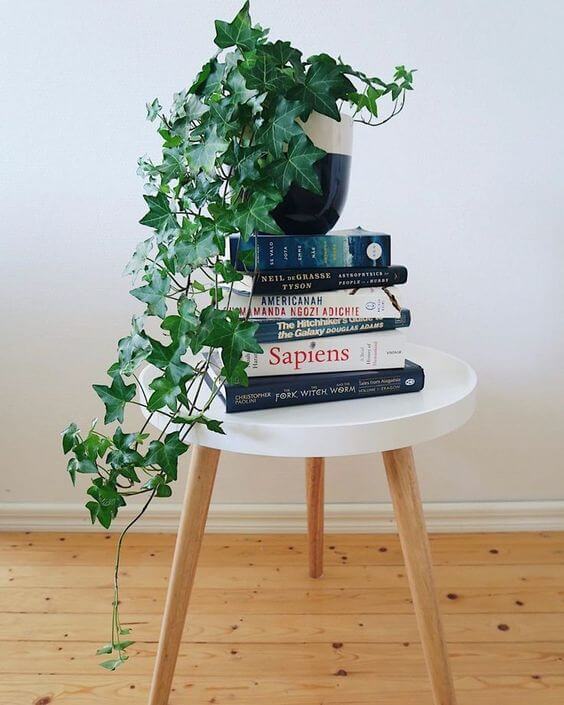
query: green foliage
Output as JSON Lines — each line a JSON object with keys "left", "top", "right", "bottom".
{"left": 62, "top": 1, "right": 415, "bottom": 669}
{"left": 92, "top": 376, "right": 136, "bottom": 424}
{"left": 288, "top": 55, "right": 355, "bottom": 120}
{"left": 270, "top": 133, "right": 325, "bottom": 194}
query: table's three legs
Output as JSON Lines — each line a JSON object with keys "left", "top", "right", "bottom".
{"left": 148, "top": 445, "right": 456, "bottom": 705}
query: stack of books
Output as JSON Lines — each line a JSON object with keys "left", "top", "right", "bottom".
{"left": 208, "top": 228, "right": 425, "bottom": 412}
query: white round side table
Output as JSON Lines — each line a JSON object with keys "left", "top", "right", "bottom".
{"left": 141, "top": 344, "right": 477, "bottom": 705}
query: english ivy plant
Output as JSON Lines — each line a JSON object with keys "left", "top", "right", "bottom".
{"left": 62, "top": 1, "right": 415, "bottom": 669}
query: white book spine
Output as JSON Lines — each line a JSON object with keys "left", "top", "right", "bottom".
{"left": 243, "top": 330, "right": 406, "bottom": 377}
{"left": 225, "top": 287, "right": 401, "bottom": 319}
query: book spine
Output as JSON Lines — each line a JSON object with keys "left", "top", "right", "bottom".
{"left": 227, "top": 288, "right": 401, "bottom": 319}
{"left": 222, "top": 364, "right": 425, "bottom": 412}
{"left": 230, "top": 233, "right": 391, "bottom": 270}
{"left": 250, "top": 266, "right": 407, "bottom": 294}
{"left": 243, "top": 330, "right": 405, "bottom": 377}
{"left": 255, "top": 309, "right": 411, "bottom": 343}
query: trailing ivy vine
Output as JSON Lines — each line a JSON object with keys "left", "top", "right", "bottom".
{"left": 61, "top": 1, "right": 415, "bottom": 669}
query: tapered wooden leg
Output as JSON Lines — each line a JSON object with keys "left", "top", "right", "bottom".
{"left": 148, "top": 445, "right": 220, "bottom": 705}
{"left": 306, "top": 457, "right": 325, "bottom": 578}
{"left": 383, "top": 447, "right": 457, "bottom": 705}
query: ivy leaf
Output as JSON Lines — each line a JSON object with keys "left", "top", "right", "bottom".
{"left": 67, "top": 458, "right": 79, "bottom": 485}
{"left": 137, "top": 156, "right": 160, "bottom": 195}
{"left": 161, "top": 297, "right": 199, "bottom": 342}
{"left": 86, "top": 500, "right": 99, "bottom": 524}
{"left": 199, "top": 60, "right": 226, "bottom": 97}
{"left": 147, "top": 340, "right": 195, "bottom": 385}
{"left": 262, "top": 40, "right": 303, "bottom": 70}
{"left": 123, "top": 238, "right": 152, "bottom": 281}
{"left": 349, "top": 87, "right": 383, "bottom": 117}
{"left": 144, "top": 432, "right": 188, "bottom": 481}
{"left": 214, "top": 259, "right": 243, "bottom": 283}
{"left": 208, "top": 98, "right": 239, "bottom": 136}
{"left": 288, "top": 57, "right": 354, "bottom": 120}
{"left": 73, "top": 433, "right": 110, "bottom": 469}
{"left": 214, "top": 1, "right": 263, "bottom": 52}
{"left": 224, "top": 142, "right": 262, "bottom": 183}
{"left": 97, "top": 508, "right": 113, "bottom": 530}
{"left": 224, "top": 358, "right": 250, "bottom": 386}
{"left": 256, "top": 98, "right": 303, "bottom": 157}
{"left": 117, "top": 316, "right": 152, "bottom": 376}
{"left": 106, "top": 428, "right": 144, "bottom": 470}
{"left": 190, "top": 60, "right": 212, "bottom": 95}
{"left": 87, "top": 480, "right": 126, "bottom": 527}
{"left": 187, "top": 125, "right": 229, "bottom": 175}
{"left": 175, "top": 231, "right": 219, "bottom": 272}
{"left": 232, "top": 192, "right": 283, "bottom": 239}
{"left": 171, "top": 91, "right": 208, "bottom": 122}
{"left": 130, "top": 270, "right": 170, "bottom": 319}
{"left": 158, "top": 147, "right": 186, "bottom": 182}
{"left": 221, "top": 318, "right": 262, "bottom": 379}
{"left": 96, "top": 644, "right": 113, "bottom": 655}
{"left": 93, "top": 375, "right": 136, "bottom": 424}
{"left": 76, "top": 458, "right": 98, "bottom": 474}
{"left": 195, "top": 308, "right": 262, "bottom": 381}
{"left": 62, "top": 423, "right": 79, "bottom": 454}
{"left": 100, "top": 658, "right": 125, "bottom": 671}
{"left": 173, "top": 414, "right": 226, "bottom": 435}
{"left": 156, "top": 484, "right": 172, "bottom": 498}
{"left": 196, "top": 415, "right": 225, "bottom": 434}
{"left": 226, "top": 67, "right": 258, "bottom": 104}
{"left": 270, "top": 133, "right": 325, "bottom": 194}
{"left": 158, "top": 127, "right": 183, "bottom": 148}
{"left": 146, "top": 98, "right": 161, "bottom": 122}
{"left": 166, "top": 352, "right": 195, "bottom": 387}
{"left": 239, "top": 52, "right": 290, "bottom": 94}
{"left": 147, "top": 376, "right": 181, "bottom": 412}
{"left": 139, "top": 193, "right": 178, "bottom": 233}
{"left": 187, "top": 173, "right": 222, "bottom": 208}
{"left": 143, "top": 474, "right": 166, "bottom": 491}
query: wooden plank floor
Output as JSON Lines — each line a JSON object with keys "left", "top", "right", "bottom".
{"left": 1, "top": 531, "right": 564, "bottom": 704}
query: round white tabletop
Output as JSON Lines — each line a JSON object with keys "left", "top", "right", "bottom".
{"left": 139, "top": 344, "right": 477, "bottom": 458}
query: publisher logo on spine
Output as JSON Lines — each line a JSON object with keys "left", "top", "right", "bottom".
{"left": 366, "top": 242, "right": 383, "bottom": 261}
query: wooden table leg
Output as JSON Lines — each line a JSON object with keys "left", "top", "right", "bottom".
{"left": 148, "top": 445, "right": 220, "bottom": 705}
{"left": 383, "top": 447, "right": 457, "bottom": 705}
{"left": 306, "top": 457, "right": 325, "bottom": 578}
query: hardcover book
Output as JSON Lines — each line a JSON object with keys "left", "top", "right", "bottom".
{"left": 205, "top": 359, "right": 425, "bottom": 412}
{"left": 244, "top": 265, "right": 407, "bottom": 294}
{"left": 224, "top": 285, "right": 402, "bottom": 320}
{"left": 255, "top": 309, "right": 411, "bottom": 343}
{"left": 229, "top": 227, "right": 391, "bottom": 271}
{"left": 243, "top": 330, "right": 406, "bottom": 377}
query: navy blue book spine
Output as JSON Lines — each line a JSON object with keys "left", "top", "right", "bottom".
{"left": 211, "top": 361, "right": 424, "bottom": 412}
{"left": 230, "top": 232, "right": 391, "bottom": 270}
{"left": 250, "top": 266, "right": 407, "bottom": 294}
{"left": 255, "top": 309, "right": 411, "bottom": 343}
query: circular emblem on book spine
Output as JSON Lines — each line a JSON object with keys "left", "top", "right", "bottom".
{"left": 366, "top": 243, "right": 383, "bottom": 261}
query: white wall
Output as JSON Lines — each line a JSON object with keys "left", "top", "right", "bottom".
{"left": 1, "top": 0, "right": 563, "bottom": 521}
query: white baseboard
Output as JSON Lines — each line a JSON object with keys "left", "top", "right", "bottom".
{"left": 0, "top": 500, "right": 562, "bottom": 533}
